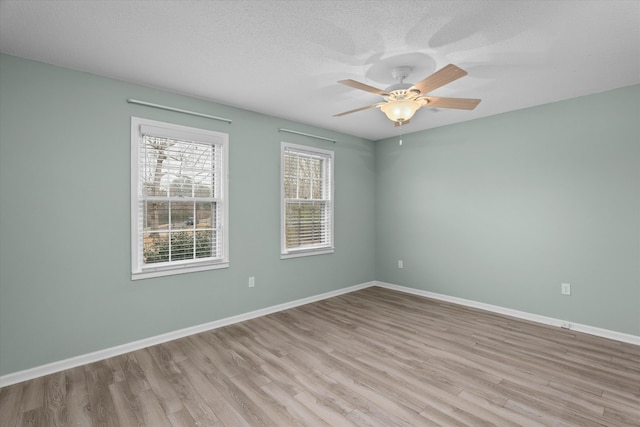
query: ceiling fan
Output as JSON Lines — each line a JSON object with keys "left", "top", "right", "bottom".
{"left": 334, "top": 64, "right": 481, "bottom": 127}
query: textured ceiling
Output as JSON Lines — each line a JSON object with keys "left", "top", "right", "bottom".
{"left": 1, "top": 0, "right": 639, "bottom": 140}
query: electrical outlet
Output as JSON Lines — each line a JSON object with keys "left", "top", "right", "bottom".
{"left": 248, "top": 276, "right": 255, "bottom": 288}
{"left": 561, "top": 282, "right": 571, "bottom": 295}
{"left": 398, "top": 260, "right": 403, "bottom": 269}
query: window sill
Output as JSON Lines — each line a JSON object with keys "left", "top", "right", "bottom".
{"left": 132, "top": 261, "right": 229, "bottom": 280}
{"left": 281, "top": 248, "right": 334, "bottom": 260}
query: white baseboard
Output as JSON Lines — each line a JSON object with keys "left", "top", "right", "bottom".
{"left": 0, "top": 281, "right": 374, "bottom": 387}
{"left": 3, "top": 279, "right": 638, "bottom": 387}
{"left": 374, "top": 281, "right": 640, "bottom": 346}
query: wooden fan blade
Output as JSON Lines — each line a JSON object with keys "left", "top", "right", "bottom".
{"left": 409, "top": 64, "right": 468, "bottom": 95}
{"left": 423, "top": 96, "right": 481, "bottom": 110}
{"left": 394, "top": 119, "right": 410, "bottom": 127}
{"left": 338, "top": 79, "right": 390, "bottom": 97}
{"left": 333, "top": 103, "right": 383, "bottom": 117}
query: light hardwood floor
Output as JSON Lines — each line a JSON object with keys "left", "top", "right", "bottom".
{"left": 1, "top": 286, "right": 639, "bottom": 426}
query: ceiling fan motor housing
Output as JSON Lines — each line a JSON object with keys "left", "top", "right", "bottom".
{"left": 385, "top": 66, "right": 421, "bottom": 99}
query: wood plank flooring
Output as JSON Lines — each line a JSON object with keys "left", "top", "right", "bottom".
{"left": 1, "top": 286, "right": 639, "bottom": 426}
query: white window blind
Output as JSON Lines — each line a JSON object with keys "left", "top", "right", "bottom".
{"left": 281, "top": 142, "right": 334, "bottom": 258}
{"left": 131, "top": 117, "right": 229, "bottom": 279}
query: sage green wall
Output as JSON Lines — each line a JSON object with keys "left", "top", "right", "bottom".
{"left": 1, "top": 53, "right": 638, "bottom": 378}
{"left": 0, "top": 54, "right": 376, "bottom": 376}
{"left": 375, "top": 85, "right": 640, "bottom": 335}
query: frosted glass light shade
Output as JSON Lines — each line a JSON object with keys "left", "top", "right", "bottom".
{"left": 380, "top": 100, "right": 420, "bottom": 122}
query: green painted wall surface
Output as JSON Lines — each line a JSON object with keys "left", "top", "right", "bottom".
{"left": 375, "top": 85, "right": 640, "bottom": 335}
{"left": 1, "top": 52, "right": 639, "bottom": 378}
{"left": 0, "top": 54, "right": 376, "bottom": 376}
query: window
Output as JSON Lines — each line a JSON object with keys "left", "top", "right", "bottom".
{"left": 281, "top": 142, "right": 334, "bottom": 258}
{"left": 131, "top": 117, "right": 229, "bottom": 279}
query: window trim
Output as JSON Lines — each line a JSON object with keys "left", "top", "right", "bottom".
{"left": 280, "top": 142, "right": 334, "bottom": 259}
{"left": 131, "top": 117, "right": 229, "bottom": 280}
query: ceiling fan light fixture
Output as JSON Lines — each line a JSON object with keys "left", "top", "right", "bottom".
{"left": 380, "top": 99, "right": 420, "bottom": 123}
{"left": 334, "top": 64, "right": 480, "bottom": 124}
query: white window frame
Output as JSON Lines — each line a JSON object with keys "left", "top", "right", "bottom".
{"left": 281, "top": 142, "right": 334, "bottom": 259}
{"left": 131, "top": 117, "right": 229, "bottom": 280}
